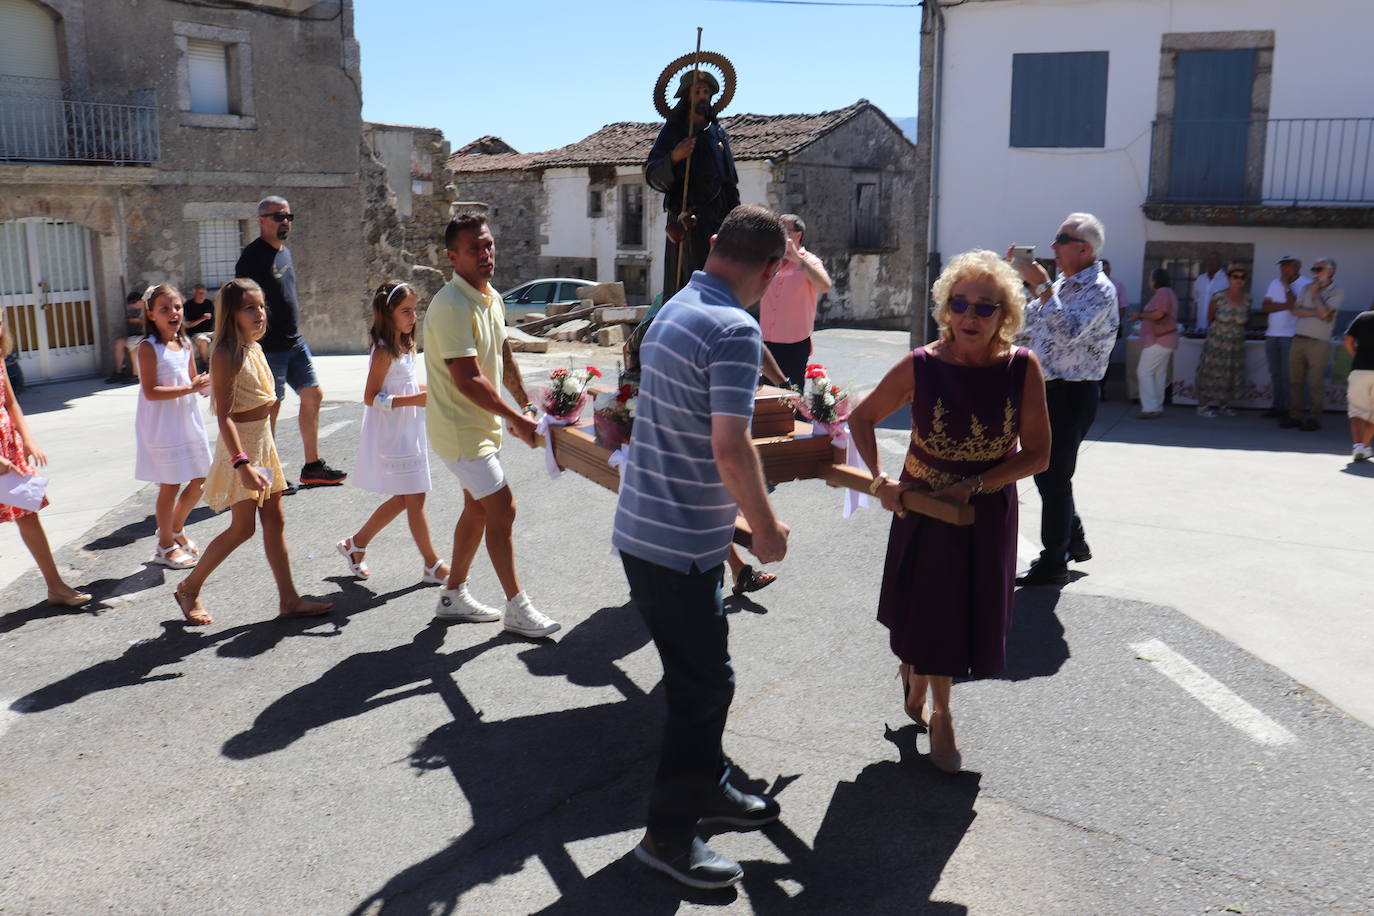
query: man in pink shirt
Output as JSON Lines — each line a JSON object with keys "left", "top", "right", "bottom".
{"left": 759, "top": 214, "right": 831, "bottom": 386}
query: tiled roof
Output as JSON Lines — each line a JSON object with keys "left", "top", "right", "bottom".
{"left": 449, "top": 100, "right": 904, "bottom": 173}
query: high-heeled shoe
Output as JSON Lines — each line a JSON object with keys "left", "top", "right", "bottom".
{"left": 46, "top": 589, "right": 92, "bottom": 607}
{"left": 897, "top": 663, "right": 928, "bottom": 728}
{"left": 928, "top": 708, "right": 962, "bottom": 774}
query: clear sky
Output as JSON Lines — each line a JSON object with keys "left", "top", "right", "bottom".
{"left": 355, "top": 0, "right": 920, "bottom": 154}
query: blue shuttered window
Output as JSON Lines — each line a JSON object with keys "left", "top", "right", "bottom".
{"left": 1010, "top": 52, "right": 1109, "bottom": 148}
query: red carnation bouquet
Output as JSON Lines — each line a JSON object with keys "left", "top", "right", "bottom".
{"left": 593, "top": 381, "right": 639, "bottom": 450}
{"left": 540, "top": 363, "right": 602, "bottom": 422}
{"left": 781, "top": 363, "right": 851, "bottom": 426}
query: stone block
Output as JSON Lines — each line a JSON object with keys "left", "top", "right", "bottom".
{"left": 513, "top": 312, "right": 545, "bottom": 325}
{"left": 545, "top": 300, "right": 577, "bottom": 317}
{"left": 550, "top": 318, "right": 591, "bottom": 342}
{"left": 506, "top": 327, "right": 549, "bottom": 353}
{"left": 596, "top": 324, "right": 628, "bottom": 347}
{"left": 575, "top": 282, "right": 626, "bottom": 306}
{"left": 593, "top": 305, "right": 648, "bottom": 325}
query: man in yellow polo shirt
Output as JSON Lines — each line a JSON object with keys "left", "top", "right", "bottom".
{"left": 424, "top": 212, "right": 560, "bottom": 637}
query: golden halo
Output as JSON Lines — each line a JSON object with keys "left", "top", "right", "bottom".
{"left": 653, "top": 51, "right": 737, "bottom": 120}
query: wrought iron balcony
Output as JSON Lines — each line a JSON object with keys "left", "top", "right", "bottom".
{"left": 0, "top": 78, "right": 159, "bottom": 167}
{"left": 1147, "top": 117, "right": 1374, "bottom": 206}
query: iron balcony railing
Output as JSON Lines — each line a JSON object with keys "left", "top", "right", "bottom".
{"left": 0, "top": 82, "right": 160, "bottom": 166}
{"left": 1147, "top": 117, "right": 1374, "bottom": 206}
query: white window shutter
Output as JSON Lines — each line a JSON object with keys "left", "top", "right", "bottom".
{"left": 187, "top": 39, "right": 230, "bottom": 114}
{"left": 0, "top": 0, "right": 62, "bottom": 88}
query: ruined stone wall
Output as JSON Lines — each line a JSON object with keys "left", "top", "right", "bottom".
{"left": 448, "top": 169, "right": 545, "bottom": 294}
{"left": 781, "top": 108, "right": 921, "bottom": 331}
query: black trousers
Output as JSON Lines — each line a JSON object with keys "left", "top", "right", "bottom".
{"left": 621, "top": 551, "right": 734, "bottom": 844}
{"left": 765, "top": 338, "right": 811, "bottom": 389}
{"left": 1033, "top": 379, "right": 1099, "bottom": 570}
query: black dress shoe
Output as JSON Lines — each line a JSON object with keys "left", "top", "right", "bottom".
{"left": 1069, "top": 542, "right": 1092, "bottom": 563}
{"left": 1278, "top": 416, "right": 1299, "bottom": 429}
{"left": 1260, "top": 408, "right": 1282, "bottom": 419}
{"left": 633, "top": 836, "right": 743, "bottom": 889}
{"left": 1300, "top": 418, "right": 1321, "bottom": 432}
{"left": 699, "top": 783, "right": 780, "bottom": 830}
{"left": 1015, "top": 562, "right": 1069, "bottom": 587}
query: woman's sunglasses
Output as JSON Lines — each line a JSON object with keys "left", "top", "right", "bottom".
{"left": 1228, "top": 271, "right": 1248, "bottom": 279}
{"left": 949, "top": 296, "right": 1001, "bottom": 318}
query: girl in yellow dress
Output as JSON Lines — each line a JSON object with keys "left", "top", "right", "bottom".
{"left": 173, "top": 279, "right": 331, "bottom": 625}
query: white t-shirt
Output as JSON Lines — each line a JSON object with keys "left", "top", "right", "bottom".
{"left": 1191, "top": 270, "right": 1229, "bottom": 330}
{"left": 1261, "top": 275, "right": 1312, "bottom": 338}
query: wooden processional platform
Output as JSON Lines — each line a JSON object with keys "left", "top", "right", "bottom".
{"left": 542, "top": 387, "right": 973, "bottom": 545}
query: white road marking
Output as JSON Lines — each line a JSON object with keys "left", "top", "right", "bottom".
{"left": 0, "top": 699, "right": 22, "bottom": 739}
{"left": 318, "top": 420, "right": 354, "bottom": 441}
{"left": 1130, "top": 638, "right": 1296, "bottom": 747}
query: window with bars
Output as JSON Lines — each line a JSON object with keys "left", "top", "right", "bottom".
{"left": 618, "top": 183, "right": 645, "bottom": 248}
{"left": 198, "top": 219, "right": 242, "bottom": 289}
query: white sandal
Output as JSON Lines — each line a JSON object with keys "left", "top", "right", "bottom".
{"left": 421, "top": 559, "right": 448, "bottom": 585}
{"left": 173, "top": 530, "right": 199, "bottom": 556}
{"left": 152, "top": 543, "right": 197, "bottom": 570}
{"left": 336, "top": 537, "right": 370, "bottom": 578}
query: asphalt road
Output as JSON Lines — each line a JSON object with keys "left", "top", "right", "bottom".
{"left": 2, "top": 384, "right": 1371, "bottom": 914}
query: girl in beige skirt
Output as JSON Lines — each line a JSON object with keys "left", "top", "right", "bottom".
{"left": 173, "top": 279, "right": 331, "bottom": 626}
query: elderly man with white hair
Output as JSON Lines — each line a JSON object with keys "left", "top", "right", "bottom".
{"left": 1008, "top": 212, "right": 1119, "bottom": 587}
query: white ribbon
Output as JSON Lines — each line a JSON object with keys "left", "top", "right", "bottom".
{"left": 535, "top": 413, "right": 578, "bottom": 479}
{"left": 607, "top": 445, "right": 629, "bottom": 470}
{"left": 811, "top": 420, "right": 868, "bottom": 518}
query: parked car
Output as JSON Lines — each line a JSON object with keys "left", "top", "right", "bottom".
{"left": 501, "top": 277, "right": 592, "bottom": 323}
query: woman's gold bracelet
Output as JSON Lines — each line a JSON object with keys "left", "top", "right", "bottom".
{"left": 868, "top": 472, "right": 890, "bottom": 495}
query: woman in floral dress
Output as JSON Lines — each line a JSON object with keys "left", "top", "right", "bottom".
{"left": 1194, "top": 264, "right": 1252, "bottom": 417}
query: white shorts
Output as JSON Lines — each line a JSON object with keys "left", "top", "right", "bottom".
{"left": 1348, "top": 369, "right": 1374, "bottom": 421}
{"left": 442, "top": 452, "right": 507, "bottom": 500}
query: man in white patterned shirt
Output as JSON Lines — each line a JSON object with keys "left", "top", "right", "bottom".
{"left": 1010, "top": 212, "right": 1119, "bottom": 586}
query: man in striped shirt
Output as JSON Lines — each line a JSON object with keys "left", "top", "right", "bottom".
{"left": 613, "top": 205, "right": 791, "bottom": 889}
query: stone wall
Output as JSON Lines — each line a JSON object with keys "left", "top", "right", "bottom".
{"left": 448, "top": 169, "right": 546, "bottom": 295}
{"left": 781, "top": 107, "right": 921, "bottom": 331}
{"left": 1, "top": 0, "right": 370, "bottom": 368}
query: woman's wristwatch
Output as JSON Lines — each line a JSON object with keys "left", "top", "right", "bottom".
{"left": 868, "top": 472, "right": 890, "bottom": 495}
{"left": 521, "top": 403, "right": 538, "bottom": 417}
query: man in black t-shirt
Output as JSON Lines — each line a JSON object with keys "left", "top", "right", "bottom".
{"left": 234, "top": 195, "right": 346, "bottom": 486}
{"left": 1343, "top": 307, "right": 1374, "bottom": 461}
{"left": 183, "top": 283, "right": 214, "bottom": 369}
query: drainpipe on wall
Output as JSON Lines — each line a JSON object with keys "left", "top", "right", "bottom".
{"left": 922, "top": 0, "right": 947, "bottom": 346}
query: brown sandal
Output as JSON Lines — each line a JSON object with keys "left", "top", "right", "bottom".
{"left": 173, "top": 584, "right": 212, "bottom": 626}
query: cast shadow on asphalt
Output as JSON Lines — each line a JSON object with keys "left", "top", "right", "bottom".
{"left": 0, "top": 563, "right": 172, "bottom": 635}
{"left": 1340, "top": 459, "right": 1374, "bottom": 478}
{"left": 82, "top": 506, "right": 218, "bottom": 551}
{"left": 995, "top": 586, "right": 1072, "bottom": 682}
{"left": 215, "top": 597, "right": 976, "bottom": 913}
{"left": 6, "top": 576, "right": 406, "bottom": 714}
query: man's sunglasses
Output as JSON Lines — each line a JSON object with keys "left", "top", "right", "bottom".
{"left": 1228, "top": 271, "right": 1248, "bottom": 279}
{"left": 1311, "top": 265, "right": 1328, "bottom": 273}
{"left": 1053, "top": 233, "right": 1087, "bottom": 245}
{"left": 263, "top": 213, "right": 295, "bottom": 223}
{"left": 949, "top": 296, "right": 1001, "bottom": 318}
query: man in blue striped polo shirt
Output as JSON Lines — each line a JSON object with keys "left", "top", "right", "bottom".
{"left": 613, "top": 205, "right": 791, "bottom": 889}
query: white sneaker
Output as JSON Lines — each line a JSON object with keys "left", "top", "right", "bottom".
{"left": 503, "top": 591, "right": 561, "bottom": 638}
{"left": 1354, "top": 444, "right": 1370, "bottom": 462}
{"left": 434, "top": 583, "right": 501, "bottom": 622}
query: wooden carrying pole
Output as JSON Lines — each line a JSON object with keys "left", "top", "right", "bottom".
{"left": 531, "top": 425, "right": 975, "bottom": 553}
{"left": 672, "top": 27, "right": 704, "bottom": 291}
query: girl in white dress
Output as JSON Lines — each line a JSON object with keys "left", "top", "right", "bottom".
{"left": 134, "top": 284, "right": 212, "bottom": 569}
{"left": 337, "top": 282, "right": 449, "bottom": 584}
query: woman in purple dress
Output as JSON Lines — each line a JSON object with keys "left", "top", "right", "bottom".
{"left": 849, "top": 250, "right": 1050, "bottom": 773}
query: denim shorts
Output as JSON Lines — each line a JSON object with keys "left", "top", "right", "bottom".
{"left": 263, "top": 341, "right": 319, "bottom": 401}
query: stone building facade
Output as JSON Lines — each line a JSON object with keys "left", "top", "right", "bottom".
{"left": 448, "top": 100, "right": 921, "bottom": 326}
{"left": 0, "top": 0, "right": 369, "bottom": 382}
{"left": 362, "top": 121, "right": 456, "bottom": 303}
